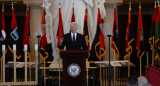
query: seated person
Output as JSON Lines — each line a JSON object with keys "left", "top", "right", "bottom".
{"left": 59, "top": 22, "right": 88, "bottom": 50}
{"left": 138, "top": 76, "right": 148, "bottom": 86}
{"left": 127, "top": 76, "right": 138, "bottom": 86}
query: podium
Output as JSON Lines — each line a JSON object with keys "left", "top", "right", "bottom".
{"left": 60, "top": 50, "right": 88, "bottom": 86}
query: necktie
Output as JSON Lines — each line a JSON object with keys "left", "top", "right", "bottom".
{"left": 73, "top": 34, "right": 76, "bottom": 43}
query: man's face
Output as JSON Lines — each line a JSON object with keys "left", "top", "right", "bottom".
{"left": 70, "top": 23, "right": 78, "bottom": 33}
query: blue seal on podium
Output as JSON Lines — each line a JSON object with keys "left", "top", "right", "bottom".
{"left": 67, "top": 63, "right": 81, "bottom": 77}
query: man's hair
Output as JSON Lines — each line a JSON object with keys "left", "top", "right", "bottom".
{"left": 138, "top": 76, "right": 148, "bottom": 86}
{"left": 127, "top": 76, "right": 138, "bottom": 86}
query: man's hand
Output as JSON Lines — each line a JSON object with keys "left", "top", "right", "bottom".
{"left": 60, "top": 38, "right": 64, "bottom": 44}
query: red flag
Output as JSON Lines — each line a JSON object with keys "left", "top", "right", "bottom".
{"left": 11, "top": 8, "right": 19, "bottom": 41}
{"left": 57, "top": 8, "right": 64, "bottom": 50}
{"left": 83, "top": 8, "right": 90, "bottom": 50}
{"left": 39, "top": 8, "right": 49, "bottom": 60}
{"left": 124, "top": 7, "right": 134, "bottom": 60}
{"left": 71, "top": 8, "right": 75, "bottom": 22}
{"left": 111, "top": 6, "right": 119, "bottom": 58}
{"left": 149, "top": 5, "right": 157, "bottom": 50}
{"left": 136, "top": 5, "right": 145, "bottom": 60}
{"left": 95, "top": 8, "right": 106, "bottom": 59}
{"left": 1, "top": 8, "right": 6, "bottom": 41}
{"left": 23, "top": 8, "right": 30, "bottom": 49}
{"left": 40, "top": 8, "right": 47, "bottom": 49}
{"left": 39, "top": 8, "right": 53, "bottom": 61}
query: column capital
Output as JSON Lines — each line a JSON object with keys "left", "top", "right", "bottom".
{"left": 105, "top": 0, "right": 123, "bottom": 6}
{"left": 23, "top": 0, "right": 43, "bottom": 6}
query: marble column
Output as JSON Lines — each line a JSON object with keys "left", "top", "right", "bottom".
{"left": 29, "top": 6, "right": 42, "bottom": 61}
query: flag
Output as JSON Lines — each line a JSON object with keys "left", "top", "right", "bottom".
{"left": 40, "top": 8, "right": 53, "bottom": 61}
{"left": 83, "top": 8, "right": 90, "bottom": 50}
{"left": 90, "top": 8, "right": 106, "bottom": 60}
{"left": 149, "top": 4, "right": 157, "bottom": 50}
{"left": 136, "top": 5, "right": 145, "bottom": 60}
{"left": 1, "top": 8, "right": 6, "bottom": 41}
{"left": 56, "top": 8, "right": 64, "bottom": 50}
{"left": 124, "top": 7, "right": 134, "bottom": 60}
{"left": 7, "top": 7, "right": 21, "bottom": 60}
{"left": 71, "top": 7, "right": 75, "bottom": 22}
{"left": 10, "top": 8, "right": 19, "bottom": 41}
{"left": 40, "top": 8, "right": 48, "bottom": 60}
{"left": 111, "top": 6, "right": 120, "bottom": 58}
{"left": 0, "top": 7, "right": 7, "bottom": 60}
{"left": 155, "top": 5, "right": 160, "bottom": 61}
{"left": 23, "top": 7, "right": 30, "bottom": 58}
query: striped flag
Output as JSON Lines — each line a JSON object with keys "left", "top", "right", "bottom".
{"left": 124, "top": 6, "right": 134, "bottom": 60}
{"left": 136, "top": 5, "right": 145, "bottom": 60}
{"left": 1, "top": 8, "right": 6, "bottom": 41}
{"left": 83, "top": 8, "right": 90, "bottom": 50}
{"left": 57, "top": 8, "right": 64, "bottom": 50}
{"left": 111, "top": 6, "right": 120, "bottom": 58}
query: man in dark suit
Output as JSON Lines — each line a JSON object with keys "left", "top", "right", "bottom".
{"left": 59, "top": 22, "right": 88, "bottom": 50}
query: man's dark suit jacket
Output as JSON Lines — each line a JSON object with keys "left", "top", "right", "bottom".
{"left": 59, "top": 33, "right": 88, "bottom": 50}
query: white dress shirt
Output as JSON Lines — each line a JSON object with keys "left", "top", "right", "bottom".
{"left": 71, "top": 32, "right": 77, "bottom": 41}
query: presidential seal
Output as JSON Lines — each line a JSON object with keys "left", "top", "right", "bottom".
{"left": 67, "top": 64, "right": 81, "bottom": 77}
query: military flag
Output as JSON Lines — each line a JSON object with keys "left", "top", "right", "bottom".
{"left": 10, "top": 7, "right": 19, "bottom": 41}
{"left": 136, "top": 5, "right": 145, "bottom": 60}
{"left": 155, "top": 3, "right": 160, "bottom": 61}
{"left": 23, "top": 7, "right": 30, "bottom": 58}
{"left": 111, "top": 5, "right": 120, "bottom": 58}
{"left": 40, "top": 7, "right": 48, "bottom": 60}
{"left": 57, "top": 8, "right": 64, "bottom": 50}
{"left": 124, "top": 6, "right": 134, "bottom": 60}
{"left": 83, "top": 8, "right": 90, "bottom": 50}
{"left": 90, "top": 8, "right": 105, "bottom": 60}
{"left": 1, "top": 7, "right": 6, "bottom": 41}
{"left": 7, "top": 7, "right": 21, "bottom": 60}
{"left": 149, "top": 2, "right": 157, "bottom": 50}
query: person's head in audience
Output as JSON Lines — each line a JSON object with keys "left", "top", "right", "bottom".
{"left": 127, "top": 76, "right": 138, "bottom": 86}
{"left": 138, "top": 76, "right": 148, "bottom": 86}
{"left": 142, "top": 83, "right": 152, "bottom": 86}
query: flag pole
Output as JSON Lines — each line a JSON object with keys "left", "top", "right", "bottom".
{"left": 107, "top": 35, "right": 111, "bottom": 86}
{"left": 58, "top": 2, "right": 62, "bottom": 86}
{"left": 87, "top": 58, "right": 89, "bottom": 86}
{"left": 140, "top": 59, "right": 142, "bottom": 76}
{"left": 113, "top": 3, "right": 116, "bottom": 86}
{"left": 128, "top": 56, "right": 130, "bottom": 77}
{"left": 128, "top": 1, "right": 131, "bottom": 77}
{"left": 114, "top": 49, "right": 116, "bottom": 86}
{"left": 1, "top": 3, "right": 4, "bottom": 81}
{"left": 100, "top": 45, "right": 102, "bottom": 86}
{"left": 29, "top": 51, "right": 31, "bottom": 82}
{"left": 1, "top": 57, "right": 2, "bottom": 82}
{"left": 58, "top": 53, "right": 61, "bottom": 86}
{"left": 147, "top": 52, "right": 149, "bottom": 66}
{"left": 152, "top": 38, "right": 155, "bottom": 65}
{"left": 44, "top": 59, "right": 46, "bottom": 86}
